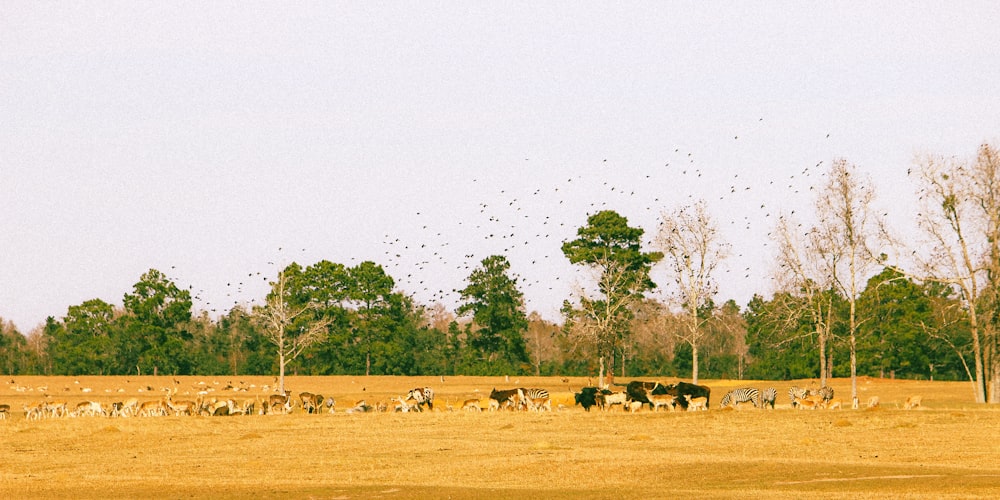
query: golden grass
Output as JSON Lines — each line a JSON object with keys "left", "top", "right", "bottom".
{"left": 1, "top": 375, "right": 998, "bottom": 499}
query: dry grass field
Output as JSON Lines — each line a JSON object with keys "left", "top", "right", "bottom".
{"left": 2, "top": 375, "right": 998, "bottom": 499}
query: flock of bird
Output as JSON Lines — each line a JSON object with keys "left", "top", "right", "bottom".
{"left": 184, "top": 125, "right": 845, "bottom": 320}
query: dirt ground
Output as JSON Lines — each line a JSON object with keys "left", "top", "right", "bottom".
{"left": 1, "top": 376, "right": 997, "bottom": 499}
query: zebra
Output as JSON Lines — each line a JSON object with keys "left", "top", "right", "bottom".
{"left": 518, "top": 388, "right": 551, "bottom": 411}
{"left": 406, "top": 387, "right": 435, "bottom": 411}
{"left": 719, "top": 387, "right": 760, "bottom": 409}
{"left": 788, "top": 386, "right": 809, "bottom": 408}
{"left": 760, "top": 387, "right": 777, "bottom": 409}
{"left": 812, "top": 386, "right": 834, "bottom": 403}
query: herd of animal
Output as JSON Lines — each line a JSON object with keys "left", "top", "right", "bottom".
{"left": 0, "top": 379, "right": 924, "bottom": 421}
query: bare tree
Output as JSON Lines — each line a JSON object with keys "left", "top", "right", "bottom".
{"left": 706, "top": 300, "right": 749, "bottom": 380}
{"left": 814, "top": 159, "right": 887, "bottom": 408}
{"left": 773, "top": 214, "right": 838, "bottom": 386}
{"left": 654, "top": 200, "right": 729, "bottom": 384}
{"left": 253, "top": 268, "right": 331, "bottom": 394}
{"left": 526, "top": 311, "right": 558, "bottom": 376}
{"left": 911, "top": 143, "right": 1000, "bottom": 403}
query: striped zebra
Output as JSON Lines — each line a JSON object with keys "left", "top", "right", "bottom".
{"left": 719, "top": 387, "right": 760, "bottom": 409}
{"left": 760, "top": 387, "right": 777, "bottom": 409}
{"left": 406, "top": 387, "right": 435, "bottom": 411}
{"left": 812, "top": 386, "right": 834, "bottom": 403}
{"left": 788, "top": 386, "right": 809, "bottom": 407}
{"left": 518, "top": 388, "right": 551, "bottom": 411}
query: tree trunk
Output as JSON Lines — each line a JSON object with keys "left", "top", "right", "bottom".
{"left": 598, "top": 356, "right": 605, "bottom": 389}
{"left": 692, "top": 344, "right": 700, "bottom": 385}
{"left": 819, "top": 328, "right": 827, "bottom": 388}
{"left": 849, "top": 334, "right": 857, "bottom": 404}
{"left": 968, "top": 308, "right": 987, "bottom": 403}
{"left": 278, "top": 349, "right": 286, "bottom": 394}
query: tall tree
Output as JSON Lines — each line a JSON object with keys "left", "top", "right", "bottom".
{"left": 654, "top": 201, "right": 729, "bottom": 384}
{"left": 253, "top": 264, "right": 331, "bottom": 392}
{"left": 348, "top": 261, "right": 394, "bottom": 376}
{"left": 48, "top": 299, "right": 117, "bottom": 375}
{"left": 815, "top": 160, "right": 887, "bottom": 407}
{"left": 456, "top": 255, "right": 529, "bottom": 374}
{"left": 912, "top": 143, "right": 1000, "bottom": 402}
{"left": 120, "top": 269, "right": 194, "bottom": 375}
{"left": 856, "top": 267, "right": 961, "bottom": 380}
{"left": 562, "top": 210, "right": 662, "bottom": 385}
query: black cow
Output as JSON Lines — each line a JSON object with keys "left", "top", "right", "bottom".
{"left": 574, "top": 387, "right": 602, "bottom": 411}
{"left": 664, "top": 382, "right": 712, "bottom": 410}
{"left": 489, "top": 388, "right": 521, "bottom": 410}
{"left": 620, "top": 381, "right": 669, "bottom": 409}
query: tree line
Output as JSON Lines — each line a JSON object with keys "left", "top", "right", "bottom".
{"left": 1, "top": 143, "right": 997, "bottom": 403}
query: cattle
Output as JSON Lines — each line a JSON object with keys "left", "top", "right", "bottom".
{"left": 664, "top": 382, "right": 711, "bottom": 411}
{"left": 619, "top": 381, "right": 668, "bottom": 409}
{"left": 574, "top": 387, "right": 605, "bottom": 412}
{"left": 406, "top": 387, "right": 435, "bottom": 411}
{"left": 489, "top": 388, "right": 521, "bottom": 411}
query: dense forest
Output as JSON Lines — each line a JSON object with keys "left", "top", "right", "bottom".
{"left": 2, "top": 144, "right": 999, "bottom": 403}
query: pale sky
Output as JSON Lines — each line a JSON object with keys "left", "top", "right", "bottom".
{"left": 2, "top": 3, "right": 999, "bottom": 332}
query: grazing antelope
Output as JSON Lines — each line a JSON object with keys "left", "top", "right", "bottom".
{"left": 462, "top": 399, "right": 483, "bottom": 412}
{"left": 867, "top": 396, "right": 880, "bottom": 409}
{"left": 685, "top": 395, "right": 708, "bottom": 411}
{"left": 599, "top": 391, "right": 628, "bottom": 411}
{"left": 903, "top": 395, "right": 922, "bottom": 410}
{"left": 73, "top": 401, "right": 106, "bottom": 417}
{"left": 118, "top": 398, "right": 139, "bottom": 417}
{"left": 44, "top": 401, "right": 68, "bottom": 418}
{"left": 166, "top": 398, "right": 196, "bottom": 416}
{"left": 267, "top": 391, "right": 292, "bottom": 415}
{"left": 0, "top": 404, "right": 9, "bottom": 420}
{"left": 299, "top": 392, "right": 317, "bottom": 413}
{"left": 793, "top": 397, "right": 819, "bottom": 410}
{"left": 824, "top": 398, "right": 844, "bottom": 410}
{"left": 23, "top": 403, "right": 44, "bottom": 420}
{"left": 645, "top": 390, "right": 676, "bottom": 412}
{"left": 137, "top": 399, "right": 166, "bottom": 417}
{"left": 345, "top": 400, "right": 371, "bottom": 414}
